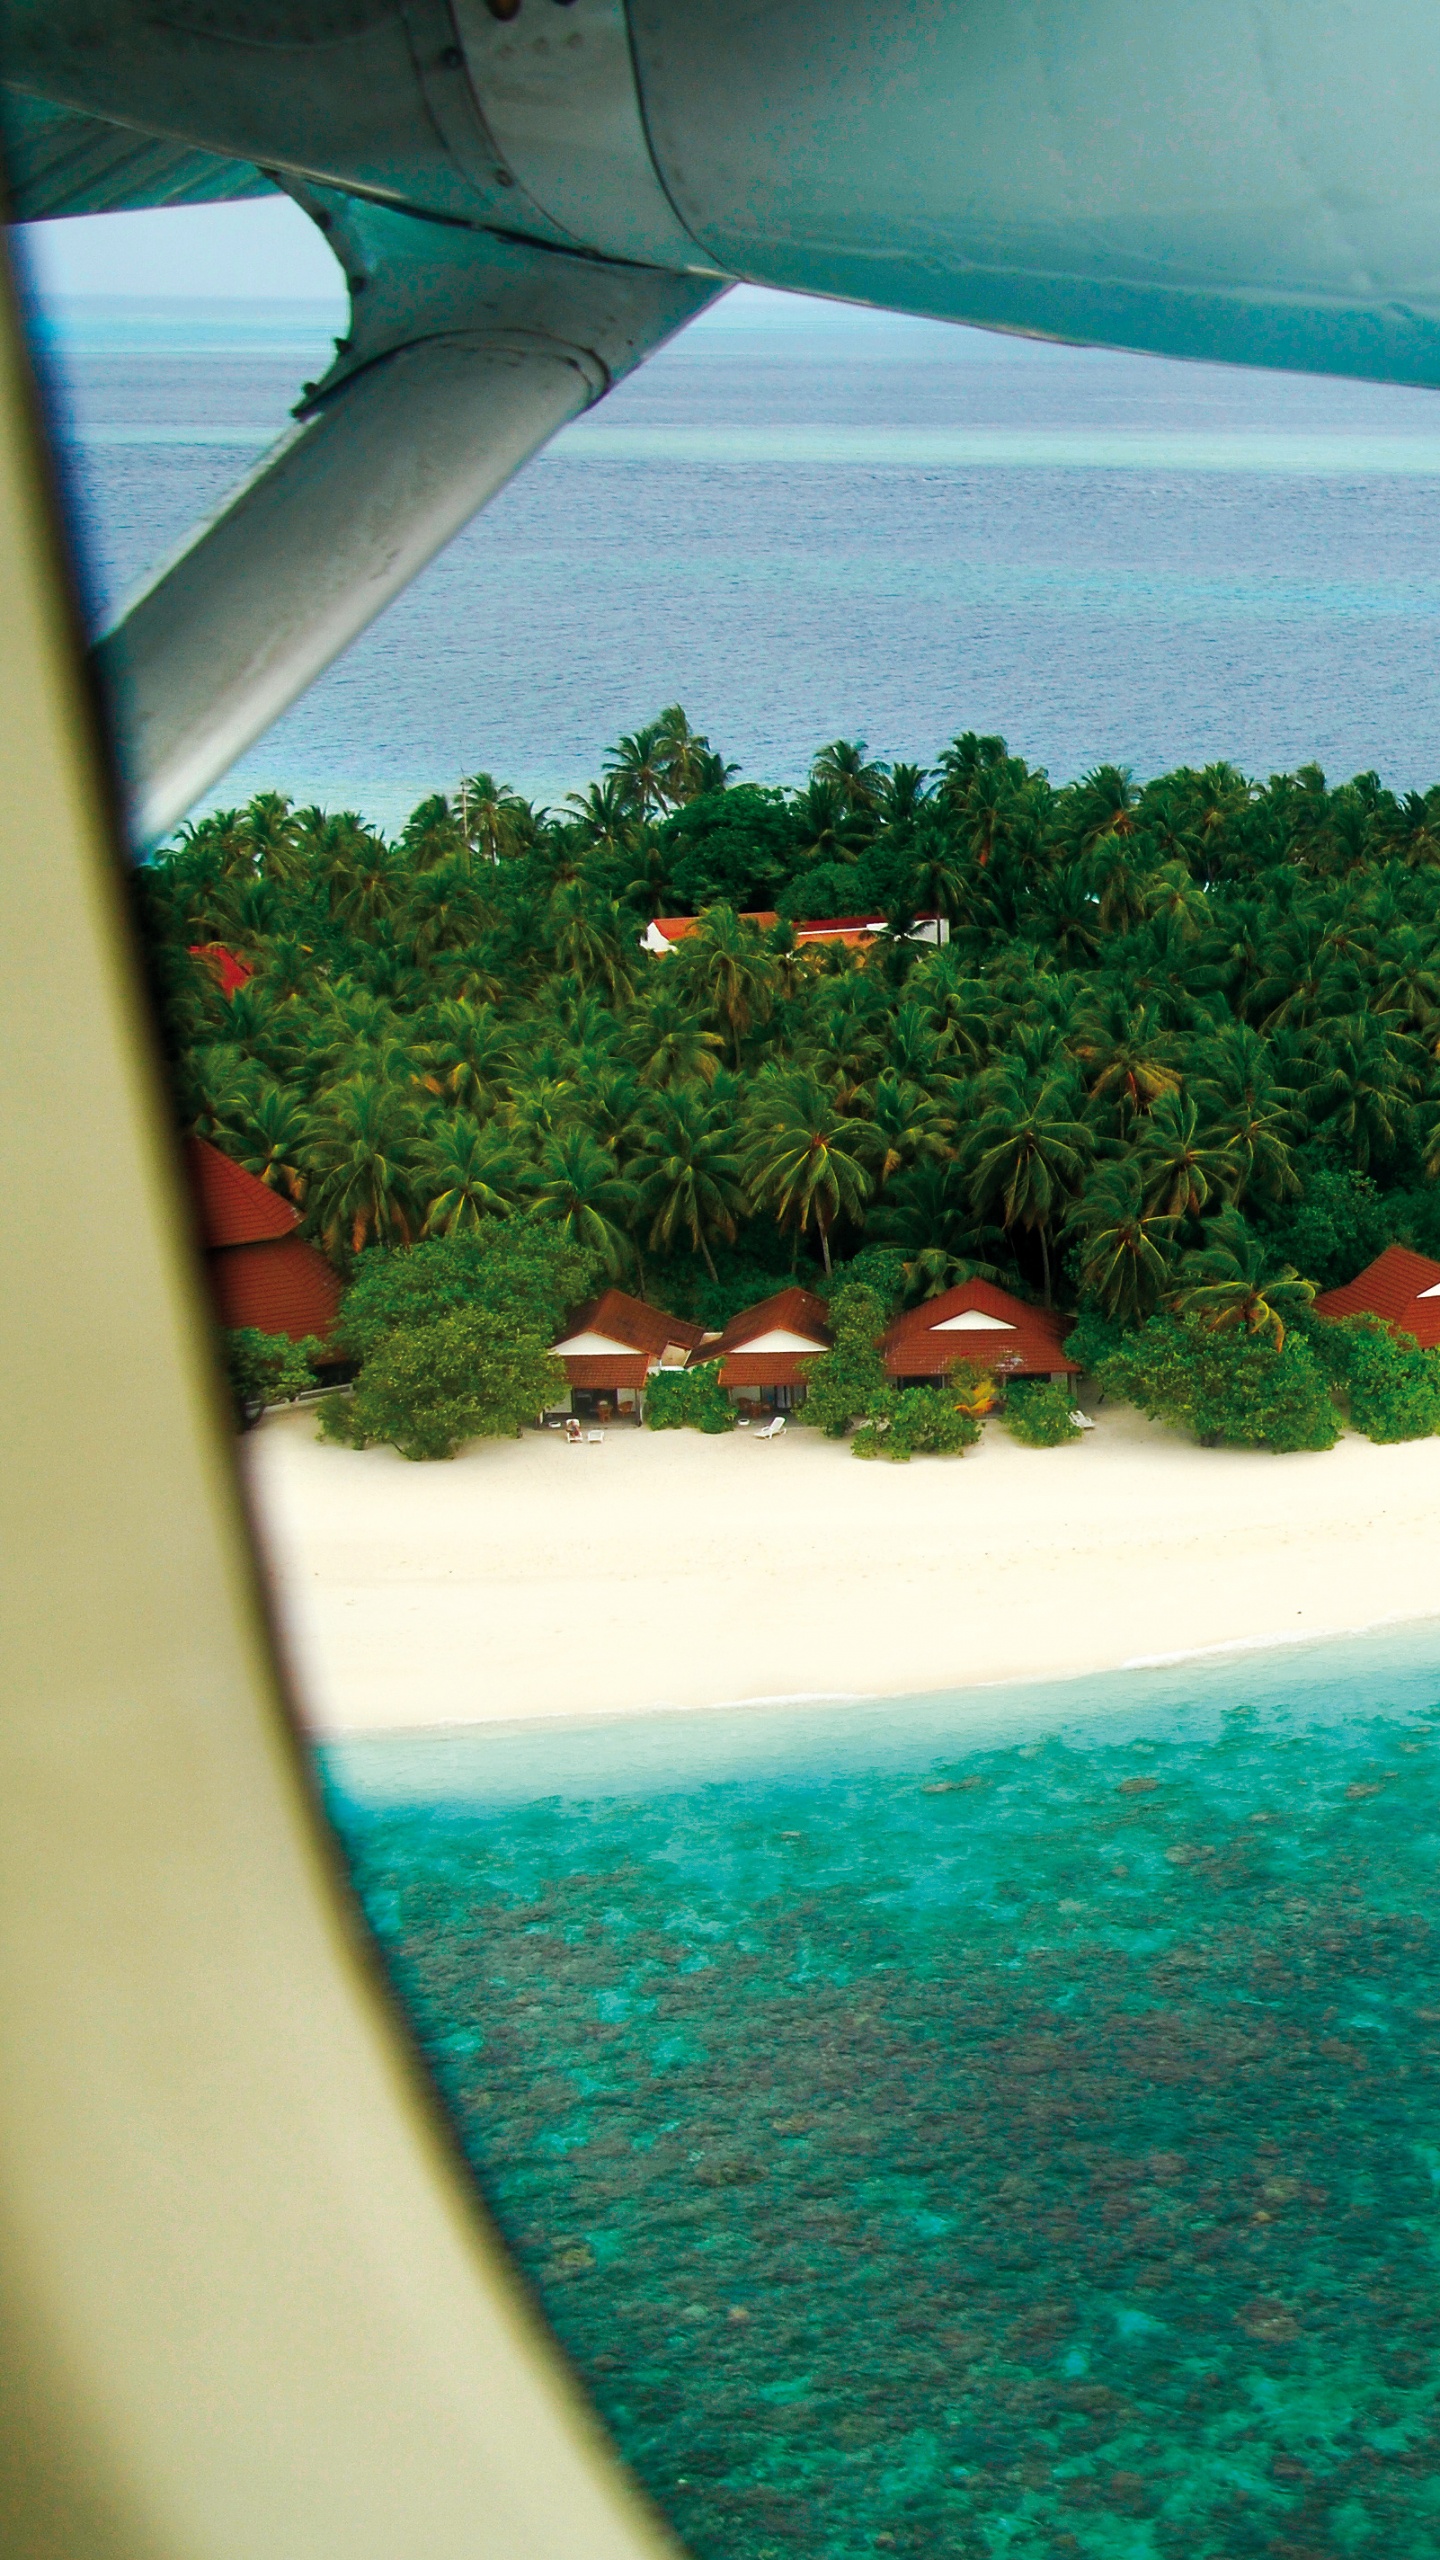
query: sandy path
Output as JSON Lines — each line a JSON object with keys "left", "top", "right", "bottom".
{"left": 238, "top": 1404, "right": 1440, "bottom": 1732}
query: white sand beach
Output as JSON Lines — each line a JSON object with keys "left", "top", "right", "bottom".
{"left": 240, "top": 1405, "right": 1440, "bottom": 1733}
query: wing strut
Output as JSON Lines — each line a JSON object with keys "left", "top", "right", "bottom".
{"left": 98, "top": 191, "right": 722, "bottom": 845}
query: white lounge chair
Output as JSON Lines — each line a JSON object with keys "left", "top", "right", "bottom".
{"left": 587, "top": 1428, "right": 605, "bottom": 1445}
{"left": 1069, "top": 1410, "right": 1097, "bottom": 1432}
{"left": 755, "top": 1413, "right": 786, "bottom": 1442}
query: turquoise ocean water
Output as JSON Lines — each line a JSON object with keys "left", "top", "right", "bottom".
{"left": 323, "top": 1624, "right": 1440, "bottom": 2560}
{"left": 21, "top": 287, "right": 1440, "bottom": 828}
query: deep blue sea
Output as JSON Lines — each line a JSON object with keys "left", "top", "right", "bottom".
{"left": 21, "top": 286, "right": 1440, "bottom": 830}
{"left": 321, "top": 1626, "right": 1440, "bottom": 2560}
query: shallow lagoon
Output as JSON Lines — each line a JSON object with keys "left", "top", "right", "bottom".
{"left": 321, "top": 1627, "right": 1440, "bottom": 2559}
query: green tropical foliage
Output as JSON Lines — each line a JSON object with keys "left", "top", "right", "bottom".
{"left": 321, "top": 1308, "right": 556, "bottom": 1461}
{"left": 852, "top": 1386, "right": 981, "bottom": 1462}
{"left": 224, "top": 1327, "right": 323, "bottom": 1422}
{"left": 805, "top": 1283, "right": 892, "bottom": 1439}
{"left": 643, "top": 1365, "right": 737, "bottom": 1434}
{"left": 1301, "top": 1311, "right": 1440, "bottom": 1443}
{"left": 1001, "top": 1382, "right": 1083, "bottom": 1447}
{"left": 143, "top": 720, "right": 1440, "bottom": 1453}
{"left": 1096, "top": 1316, "right": 1342, "bottom": 1453}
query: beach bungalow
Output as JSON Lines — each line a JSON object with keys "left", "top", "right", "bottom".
{"left": 1314, "top": 1245, "right": 1440, "bottom": 1349}
{"left": 186, "top": 1137, "right": 342, "bottom": 1345}
{"left": 703, "top": 1285, "right": 833, "bottom": 1415}
{"left": 548, "top": 1289, "right": 707, "bottom": 1422}
{"left": 883, "top": 1279, "right": 1081, "bottom": 1386}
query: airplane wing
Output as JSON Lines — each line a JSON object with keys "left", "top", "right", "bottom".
{"left": 4, "top": 88, "right": 274, "bottom": 219}
{"left": 7, "top": 0, "right": 1440, "bottom": 838}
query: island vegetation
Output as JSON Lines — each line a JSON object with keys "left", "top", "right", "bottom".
{"left": 140, "top": 709, "right": 1440, "bottom": 1455}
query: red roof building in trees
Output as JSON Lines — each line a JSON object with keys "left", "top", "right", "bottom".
{"left": 188, "top": 943, "right": 254, "bottom": 998}
{"left": 1314, "top": 1245, "right": 1440, "bottom": 1350}
{"left": 185, "top": 1138, "right": 342, "bottom": 1345}
{"left": 705, "top": 1286, "right": 833, "bottom": 1392}
{"left": 883, "top": 1279, "right": 1080, "bottom": 1382}
{"left": 641, "top": 914, "right": 949, "bottom": 958}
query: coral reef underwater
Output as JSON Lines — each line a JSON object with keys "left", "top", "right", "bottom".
{"left": 325, "top": 1675, "right": 1440, "bottom": 2558}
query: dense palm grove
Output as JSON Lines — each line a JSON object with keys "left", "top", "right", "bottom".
{"left": 141, "top": 709, "right": 1440, "bottom": 1357}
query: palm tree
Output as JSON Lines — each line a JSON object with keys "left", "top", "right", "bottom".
{"left": 790, "top": 775, "right": 868, "bottom": 869}
{"left": 867, "top": 1157, "right": 1002, "bottom": 1267}
{"left": 631, "top": 1087, "right": 748, "bottom": 1279}
{"left": 674, "top": 905, "right": 778, "bottom": 1067}
{"left": 811, "top": 737, "right": 888, "bottom": 818}
{"left": 422, "top": 999, "right": 514, "bottom": 1113}
{"left": 1132, "top": 1091, "right": 1240, "bottom": 1219}
{"left": 304, "top": 1079, "right": 422, "bottom": 1251}
{"left": 885, "top": 1001, "right": 949, "bottom": 1085}
{"left": 401, "top": 856, "right": 493, "bottom": 963}
{"left": 328, "top": 825, "right": 406, "bottom": 933}
{"left": 739, "top": 1067, "right": 873, "bottom": 1274}
{"left": 242, "top": 790, "right": 306, "bottom": 884}
{"left": 527, "top": 1127, "right": 640, "bottom": 1278}
{"left": 1374, "top": 926, "right": 1440, "bottom": 1038}
{"left": 456, "top": 772, "right": 535, "bottom": 866}
{"left": 503, "top": 1074, "right": 580, "bottom": 1151}
{"left": 855, "top": 1071, "right": 953, "bottom": 1189}
{"left": 564, "top": 776, "right": 638, "bottom": 863}
{"left": 1070, "top": 992, "right": 1181, "bottom": 1130}
{"left": 1188, "top": 1023, "right": 1300, "bottom": 1205}
{"left": 1033, "top": 862, "right": 1102, "bottom": 968}
{"left": 881, "top": 762, "right": 932, "bottom": 831}
{"left": 418, "top": 1118, "right": 522, "bottom": 1234}
{"left": 1170, "top": 1210, "right": 1315, "bottom": 1350}
{"left": 905, "top": 826, "right": 968, "bottom": 926}
{"left": 546, "top": 882, "right": 634, "bottom": 998}
{"left": 217, "top": 1076, "right": 311, "bottom": 1205}
{"left": 604, "top": 723, "right": 670, "bottom": 821}
{"left": 1068, "top": 1162, "right": 1178, "bottom": 1326}
{"left": 631, "top": 994, "right": 725, "bottom": 1089}
{"left": 1068, "top": 762, "right": 1140, "bottom": 855}
{"left": 936, "top": 731, "right": 1011, "bottom": 818}
{"left": 652, "top": 705, "right": 735, "bottom": 806}
{"left": 1303, "top": 1012, "right": 1422, "bottom": 1171}
{"left": 964, "top": 1075, "right": 1093, "bottom": 1304}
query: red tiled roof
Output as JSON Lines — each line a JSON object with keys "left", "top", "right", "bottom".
{"left": 559, "top": 1289, "right": 706, "bottom": 1362}
{"left": 1314, "top": 1245, "right": 1440, "bottom": 1350}
{"left": 207, "top": 1236, "right": 343, "bottom": 1343}
{"left": 648, "top": 913, "right": 779, "bottom": 946}
{"left": 884, "top": 1280, "right": 1080, "bottom": 1379}
{"left": 563, "top": 1354, "right": 650, "bottom": 1390}
{"left": 711, "top": 1286, "right": 833, "bottom": 1359}
{"left": 187, "top": 1137, "right": 298, "bottom": 1246}
{"left": 720, "top": 1351, "right": 826, "bottom": 1387}
{"left": 189, "top": 943, "right": 254, "bottom": 997}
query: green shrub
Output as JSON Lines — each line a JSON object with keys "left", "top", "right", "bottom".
{"left": 1306, "top": 1313, "right": 1440, "bottom": 1442}
{"left": 806, "top": 1282, "right": 891, "bottom": 1438}
{"left": 1062, "top": 1306, "right": 1125, "bottom": 1374}
{"left": 1098, "top": 1313, "right": 1340, "bottom": 1452}
{"left": 224, "top": 1327, "right": 323, "bottom": 1421}
{"left": 853, "top": 1385, "right": 980, "bottom": 1462}
{"left": 643, "top": 1364, "right": 736, "bottom": 1433}
{"left": 320, "top": 1307, "right": 554, "bottom": 1460}
{"left": 337, "top": 1225, "right": 595, "bottom": 1367}
{"left": 1003, "top": 1381, "right": 1082, "bottom": 1447}
{"left": 817, "top": 1247, "right": 908, "bottom": 1316}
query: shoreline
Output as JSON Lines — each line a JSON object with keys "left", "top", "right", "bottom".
{"left": 240, "top": 1404, "right": 1440, "bottom": 1737}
